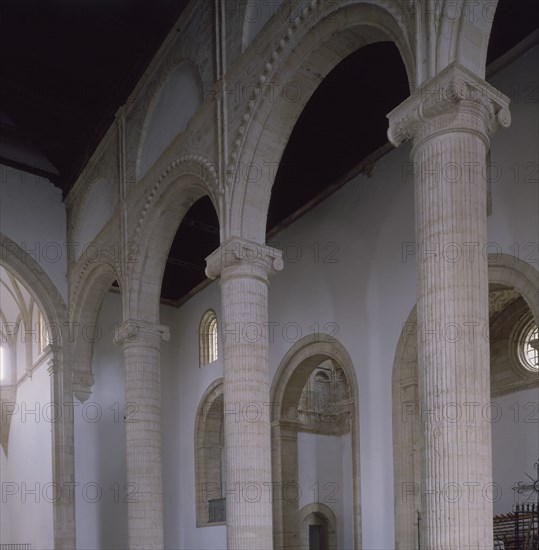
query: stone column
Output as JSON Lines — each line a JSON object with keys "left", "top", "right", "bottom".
{"left": 114, "top": 320, "right": 170, "bottom": 550}
{"left": 47, "top": 346, "right": 76, "bottom": 549}
{"left": 206, "top": 237, "right": 283, "bottom": 550}
{"left": 387, "top": 63, "right": 511, "bottom": 549}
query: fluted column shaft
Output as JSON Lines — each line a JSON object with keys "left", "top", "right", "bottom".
{"left": 114, "top": 320, "right": 170, "bottom": 550}
{"left": 207, "top": 237, "right": 283, "bottom": 550}
{"left": 388, "top": 63, "right": 511, "bottom": 549}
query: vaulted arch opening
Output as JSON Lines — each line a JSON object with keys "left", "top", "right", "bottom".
{"left": 228, "top": 2, "right": 414, "bottom": 242}
{"left": 129, "top": 163, "right": 220, "bottom": 320}
{"left": 161, "top": 195, "right": 220, "bottom": 307}
{"left": 267, "top": 41, "right": 409, "bottom": 235}
{"left": 271, "top": 335, "right": 360, "bottom": 550}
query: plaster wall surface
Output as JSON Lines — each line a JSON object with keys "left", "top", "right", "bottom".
{"left": 0, "top": 362, "right": 53, "bottom": 549}
{"left": 0, "top": 164, "right": 67, "bottom": 302}
{"left": 74, "top": 292, "right": 127, "bottom": 550}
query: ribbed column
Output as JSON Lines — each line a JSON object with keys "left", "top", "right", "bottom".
{"left": 206, "top": 237, "right": 283, "bottom": 550}
{"left": 388, "top": 63, "right": 511, "bottom": 549}
{"left": 114, "top": 320, "right": 170, "bottom": 550}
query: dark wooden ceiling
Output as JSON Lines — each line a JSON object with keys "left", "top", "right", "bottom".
{"left": 1, "top": 0, "right": 537, "bottom": 305}
{"left": 0, "top": 0, "right": 189, "bottom": 186}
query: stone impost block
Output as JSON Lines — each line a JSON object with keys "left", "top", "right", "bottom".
{"left": 387, "top": 62, "right": 511, "bottom": 147}
{"left": 205, "top": 237, "right": 283, "bottom": 281}
{"left": 113, "top": 319, "right": 170, "bottom": 348}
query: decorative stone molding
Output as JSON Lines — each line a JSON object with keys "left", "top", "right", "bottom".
{"left": 134, "top": 155, "right": 218, "bottom": 241}
{"left": 387, "top": 62, "right": 511, "bottom": 147}
{"left": 71, "top": 369, "right": 95, "bottom": 403}
{"left": 205, "top": 237, "right": 283, "bottom": 280}
{"left": 113, "top": 319, "right": 170, "bottom": 347}
{"left": 225, "top": 0, "right": 319, "bottom": 187}
{"left": 68, "top": 243, "right": 122, "bottom": 321}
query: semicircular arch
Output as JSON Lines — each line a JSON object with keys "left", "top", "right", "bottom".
{"left": 270, "top": 333, "right": 361, "bottom": 549}
{"left": 128, "top": 156, "right": 220, "bottom": 322}
{"left": 227, "top": 1, "right": 415, "bottom": 243}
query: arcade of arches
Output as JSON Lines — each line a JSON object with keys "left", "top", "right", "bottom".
{"left": 0, "top": 1, "right": 538, "bottom": 549}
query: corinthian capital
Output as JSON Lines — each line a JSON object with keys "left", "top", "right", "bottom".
{"left": 205, "top": 237, "right": 284, "bottom": 280}
{"left": 387, "top": 62, "right": 511, "bottom": 147}
{"left": 113, "top": 319, "right": 170, "bottom": 347}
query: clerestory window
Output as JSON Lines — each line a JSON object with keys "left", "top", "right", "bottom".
{"left": 199, "top": 309, "right": 218, "bottom": 366}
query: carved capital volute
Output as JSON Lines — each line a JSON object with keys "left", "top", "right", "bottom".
{"left": 387, "top": 62, "right": 511, "bottom": 147}
{"left": 113, "top": 319, "right": 171, "bottom": 348}
{"left": 205, "top": 237, "right": 284, "bottom": 282}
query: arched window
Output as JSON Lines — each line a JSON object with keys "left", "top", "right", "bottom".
{"left": 519, "top": 320, "right": 538, "bottom": 372}
{"left": 199, "top": 309, "right": 218, "bottom": 366}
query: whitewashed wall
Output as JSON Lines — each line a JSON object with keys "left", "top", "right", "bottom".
{"left": 488, "top": 46, "right": 539, "bottom": 261}
{"left": 0, "top": 362, "right": 54, "bottom": 549}
{"left": 74, "top": 292, "right": 128, "bottom": 550}
{"left": 0, "top": 164, "right": 67, "bottom": 301}
{"left": 161, "top": 281, "right": 225, "bottom": 550}
{"left": 297, "top": 432, "right": 353, "bottom": 549}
